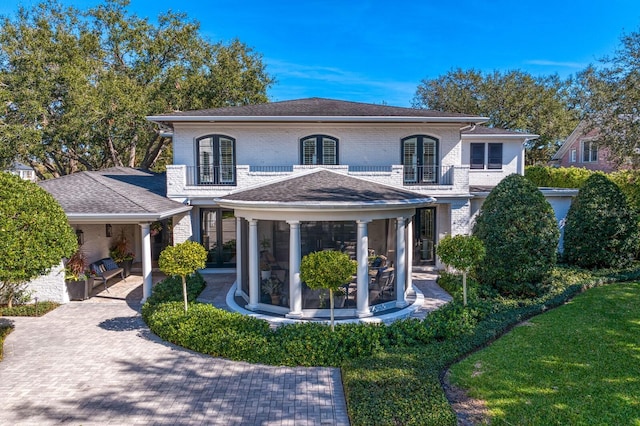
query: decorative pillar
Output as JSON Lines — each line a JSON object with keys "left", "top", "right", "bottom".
{"left": 247, "top": 219, "right": 259, "bottom": 310}
{"left": 235, "top": 217, "right": 243, "bottom": 297}
{"left": 140, "top": 223, "right": 152, "bottom": 303}
{"left": 356, "top": 220, "right": 372, "bottom": 318}
{"left": 396, "top": 217, "right": 407, "bottom": 307}
{"left": 286, "top": 220, "right": 303, "bottom": 318}
{"left": 406, "top": 216, "right": 414, "bottom": 294}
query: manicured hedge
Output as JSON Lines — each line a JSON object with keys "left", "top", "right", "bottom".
{"left": 142, "top": 266, "right": 640, "bottom": 425}
{"left": 0, "top": 301, "right": 59, "bottom": 317}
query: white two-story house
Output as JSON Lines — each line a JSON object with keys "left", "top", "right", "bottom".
{"left": 147, "top": 98, "right": 539, "bottom": 319}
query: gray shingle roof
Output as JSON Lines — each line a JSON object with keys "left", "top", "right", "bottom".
{"left": 219, "top": 169, "right": 433, "bottom": 205}
{"left": 39, "top": 167, "right": 189, "bottom": 218}
{"left": 462, "top": 125, "right": 537, "bottom": 137}
{"left": 148, "top": 97, "right": 487, "bottom": 122}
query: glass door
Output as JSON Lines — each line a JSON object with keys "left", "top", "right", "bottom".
{"left": 414, "top": 207, "right": 436, "bottom": 264}
{"left": 201, "top": 208, "right": 236, "bottom": 267}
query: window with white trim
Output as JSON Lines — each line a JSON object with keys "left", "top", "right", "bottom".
{"left": 582, "top": 141, "right": 598, "bottom": 163}
{"left": 197, "top": 134, "right": 236, "bottom": 185}
{"left": 470, "top": 143, "right": 503, "bottom": 169}
{"left": 570, "top": 149, "right": 577, "bottom": 163}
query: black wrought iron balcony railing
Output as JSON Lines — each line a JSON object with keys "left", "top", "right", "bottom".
{"left": 186, "top": 166, "right": 236, "bottom": 186}
{"left": 403, "top": 165, "right": 454, "bottom": 185}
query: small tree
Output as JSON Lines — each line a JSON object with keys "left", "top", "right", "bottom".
{"left": 473, "top": 174, "right": 559, "bottom": 297}
{"left": 436, "top": 235, "right": 485, "bottom": 306}
{"left": 299, "top": 250, "right": 357, "bottom": 331}
{"left": 0, "top": 172, "right": 77, "bottom": 307}
{"left": 564, "top": 173, "right": 639, "bottom": 268}
{"left": 158, "top": 240, "right": 207, "bottom": 312}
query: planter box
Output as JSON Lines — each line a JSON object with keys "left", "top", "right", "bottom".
{"left": 118, "top": 259, "right": 133, "bottom": 277}
{"left": 66, "top": 279, "right": 88, "bottom": 301}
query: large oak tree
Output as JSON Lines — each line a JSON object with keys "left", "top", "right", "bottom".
{"left": 413, "top": 69, "right": 580, "bottom": 164}
{"left": 0, "top": 0, "right": 274, "bottom": 177}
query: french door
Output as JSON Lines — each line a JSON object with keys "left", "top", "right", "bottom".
{"left": 201, "top": 208, "right": 236, "bottom": 267}
{"left": 402, "top": 135, "right": 439, "bottom": 184}
{"left": 414, "top": 207, "right": 436, "bottom": 264}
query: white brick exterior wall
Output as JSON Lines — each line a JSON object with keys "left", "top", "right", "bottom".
{"left": 26, "top": 263, "right": 69, "bottom": 304}
{"left": 172, "top": 211, "right": 193, "bottom": 244}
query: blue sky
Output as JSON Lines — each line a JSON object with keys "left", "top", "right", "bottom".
{"left": 2, "top": 0, "right": 639, "bottom": 106}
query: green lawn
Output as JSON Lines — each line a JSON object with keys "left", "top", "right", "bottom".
{"left": 449, "top": 282, "right": 640, "bottom": 425}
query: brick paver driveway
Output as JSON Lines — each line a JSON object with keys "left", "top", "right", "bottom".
{"left": 0, "top": 301, "right": 349, "bottom": 425}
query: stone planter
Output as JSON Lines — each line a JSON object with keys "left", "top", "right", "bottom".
{"left": 65, "top": 279, "right": 88, "bottom": 301}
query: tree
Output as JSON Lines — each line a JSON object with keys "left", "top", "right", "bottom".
{"left": 564, "top": 174, "right": 639, "bottom": 269}
{"left": 436, "top": 235, "right": 485, "bottom": 306}
{"left": 473, "top": 174, "right": 559, "bottom": 297}
{"left": 0, "top": 172, "right": 77, "bottom": 307}
{"left": 0, "top": 0, "right": 274, "bottom": 177}
{"left": 578, "top": 29, "right": 640, "bottom": 168}
{"left": 158, "top": 240, "right": 207, "bottom": 313}
{"left": 413, "top": 68, "right": 580, "bottom": 164}
{"left": 299, "top": 250, "right": 357, "bottom": 331}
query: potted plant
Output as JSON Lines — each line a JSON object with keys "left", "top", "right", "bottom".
{"left": 261, "top": 276, "right": 282, "bottom": 305}
{"left": 150, "top": 221, "right": 163, "bottom": 237}
{"left": 260, "top": 261, "right": 271, "bottom": 280}
{"left": 110, "top": 229, "right": 135, "bottom": 277}
{"left": 64, "top": 250, "right": 89, "bottom": 300}
{"left": 333, "top": 286, "right": 347, "bottom": 308}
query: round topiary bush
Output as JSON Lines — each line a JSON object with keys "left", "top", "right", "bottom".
{"left": 472, "top": 174, "right": 559, "bottom": 297}
{"left": 563, "top": 173, "right": 639, "bottom": 269}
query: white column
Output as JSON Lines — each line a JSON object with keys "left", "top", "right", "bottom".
{"left": 235, "top": 217, "right": 243, "bottom": 297}
{"left": 286, "top": 220, "right": 303, "bottom": 318}
{"left": 247, "top": 219, "right": 259, "bottom": 310}
{"left": 396, "top": 217, "right": 407, "bottom": 307}
{"left": 140, "top": 223, "right": 153, "bottom": 303}
{"left": 356, "top": 220, "right": 372, "bottom": 318}
{"left": 406, "top": 217, "right": 414, "bottom": 295}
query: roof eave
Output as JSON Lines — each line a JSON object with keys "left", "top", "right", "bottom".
{"left": 65, "top": 205, "right": 191, "bottom": 223}
{"left": 462, "top": 133, "right": 539, "bottom": 140}
{"left": 214, "top": 197, "right": 436, "bottom": 211}
{"left": 146, "top": 115, "right": 489, "bottom": 125}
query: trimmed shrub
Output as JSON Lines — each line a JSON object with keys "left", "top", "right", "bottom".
{"left": 473, "top": 174, "right": 560, "bottom": 297}
{"left": 564, "top": 174, "right": 639, "bottom": 268}
{"left": 0, "top": 301, "right": 59, "bottom": 317}
{"left": 525, "top": 165, "right": 593, "bottom": 188}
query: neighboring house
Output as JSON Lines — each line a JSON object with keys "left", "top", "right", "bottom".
{"left": 33, "top": 168, "right": 192, "bottom": 303}
{"left": 6, "top": 161, "right": 37, "bottom": 182}
{"left": 145, "top": 97, "right": 575, "bottom": 320}
{"left": 551, "top": 121, "right": 618, "bottom": 172}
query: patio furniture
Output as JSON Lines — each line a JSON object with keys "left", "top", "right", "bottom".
{"left": 89, "top": 257, "right": 125, "bottom": 291}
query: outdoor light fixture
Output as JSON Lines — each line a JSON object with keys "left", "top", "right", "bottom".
{"left": 76, "top": 229, "right": 85, "bottom": 246}
{"left": 105, "top": 224, "right": 112, "bottom": 237}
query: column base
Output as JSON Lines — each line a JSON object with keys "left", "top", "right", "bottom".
{"left": 285, "top": 311, "right": 303, "bottom": 319}
{"left": 245, "top": 303, "right": 259, "bottom": 311}
{"left": 356, "top": 310, "right": 373, "bottom": 318}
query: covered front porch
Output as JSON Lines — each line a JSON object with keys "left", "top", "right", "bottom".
{"left": 215, "top": 169, "right": 436, "bottom": 319}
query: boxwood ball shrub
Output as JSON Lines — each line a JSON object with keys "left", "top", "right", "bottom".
{"left": 473, "top": 174, "right": 559, "bottom": 297}
{"left": 564, "top": 173, "right": 639, "bottom": 269}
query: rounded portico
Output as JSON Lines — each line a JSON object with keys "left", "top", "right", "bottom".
{"left": 215, "top": 169, "right": 435, "bottom": 319}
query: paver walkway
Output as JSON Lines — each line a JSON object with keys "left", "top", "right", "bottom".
{"left": 0, "top": 292, "right": 349, "bottom": 425}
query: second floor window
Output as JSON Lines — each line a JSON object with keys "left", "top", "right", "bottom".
{"left": 300, "top": 135, "right": 338, "bottom": 165}
{"left": 197, "top": 135, "right": 236, "bottom": 185}
{"left": 470, "top": 143, "right": 503, "bottom": 169}
{"left": 402, "top": 135, "right": 439, "bottom": 184}
{"left": 582, "top": 140, "right": 598, "bottom": 163}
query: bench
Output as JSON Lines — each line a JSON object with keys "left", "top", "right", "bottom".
{"left": 89, "top": 258, "right": 125, "bottom": 291}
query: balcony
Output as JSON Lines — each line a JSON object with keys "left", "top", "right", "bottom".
{"left": 168, "top": 164, "right": 469, "bottom": 199}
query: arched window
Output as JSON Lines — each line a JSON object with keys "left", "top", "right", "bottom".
{"left": 401, "top": 135, "right": 439, "bottom": 184}
{"left": 197, "top": 135, "right": 236, "bottom": 185}
{"left": 300, "top": 135, "right": 339, "bottom": 165}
